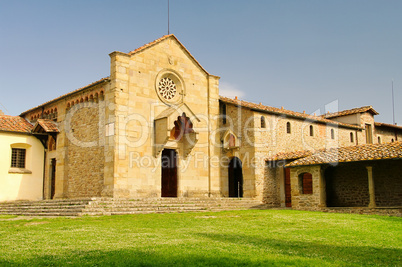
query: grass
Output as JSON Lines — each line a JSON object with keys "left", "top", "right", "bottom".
{"left": 0, "top": 210, "right": 400, "bottom": 266}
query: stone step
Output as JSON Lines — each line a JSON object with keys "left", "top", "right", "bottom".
{"left": 0, "top": 212, "right": 81, "bottom": 217}
{"left": 0, "top": 198, "right": 265, "bottom": 217}
{"left": 0, "top": 200, "right": 90, "bottom": 207}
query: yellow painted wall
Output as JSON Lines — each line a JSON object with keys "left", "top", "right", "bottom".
{"left": 0, "top": 132, "right": 44, "bottom": 201}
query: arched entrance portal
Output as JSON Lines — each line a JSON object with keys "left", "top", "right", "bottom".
{"left": 228, "top": 157, "right": 243, "bottom": 197}
{"left": 161, "top": 149, "right": 178, "bottom": 197}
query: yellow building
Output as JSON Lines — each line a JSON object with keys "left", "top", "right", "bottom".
{"left": 0, "top": 115, "right": 45, "bottom": 201}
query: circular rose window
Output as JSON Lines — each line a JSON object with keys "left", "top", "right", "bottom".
{"left": 158, "top": 77, "right": 177, "bottom": 100}
{"left": 155, "top": 70, "right": 184, "bottom": 105}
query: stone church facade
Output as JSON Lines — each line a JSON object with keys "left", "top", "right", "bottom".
{"left": 3, "top": 35, "right": 401, "bottom": 210}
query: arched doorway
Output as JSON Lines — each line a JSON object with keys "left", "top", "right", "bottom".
{"left": 228, "top": 157, "right": 243, "bottom": 197}
{"left": 161, "top": 149, "right": 178, "bottom": 197}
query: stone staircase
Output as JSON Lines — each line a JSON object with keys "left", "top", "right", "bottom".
{"left": 0, "top": 198, "right": 267, "bottom": 217}
{"left": 0, "top": 199, "right": 91, "bottom": 217}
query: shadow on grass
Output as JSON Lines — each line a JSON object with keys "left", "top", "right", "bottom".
{"left": 195, "top": 232, "right": 401, "bottom": 266}
{"left": 0, "top": 249, "right": 311, "bottom": 267}
{"left": 1, "top": 233, "right": 400, "bottom": 266}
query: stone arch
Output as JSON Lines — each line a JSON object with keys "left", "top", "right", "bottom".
{"left": 169, "top": 112, "right": 194, "bottom": 141}
{"left": 222, "top": 129, "right": 239, "bottom": 149}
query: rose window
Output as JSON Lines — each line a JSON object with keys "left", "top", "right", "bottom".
{"left": 158, "top": 77, "right": 177, "bottom": 100}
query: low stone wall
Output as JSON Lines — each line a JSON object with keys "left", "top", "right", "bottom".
{"left": 320, "top": 207, "right": 402, "bottom": 217}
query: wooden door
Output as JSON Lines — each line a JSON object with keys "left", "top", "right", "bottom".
{"left": 161, "top": 149, "right": 178, "bottom": 197}
{"left": 302, "top": 173, "right": 313, "bottom": 194}
{"left": 285, "top": 168, "right": 292, "bottom": 207}
{"left": 50, "top": 158, "right": 56, "bottom": 199}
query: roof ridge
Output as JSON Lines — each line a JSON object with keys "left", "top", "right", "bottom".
{"left": 128, "top": 34, "right": 174, "bottom": 55}
{"left": 322, "top": 105, "right": 378, "bottom": 118}
{"left": 20, "top": 77, "right": 110, "bottom": 116}
{"left": 219, "top": 96, "right": 362, "bottom": 130}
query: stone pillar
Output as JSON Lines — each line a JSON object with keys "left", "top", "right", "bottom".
{"left": 366, "top": 166, "right": 376, "bottom": 208}
{"left": 319, "top": 166, "right": 327, "bottom": 207}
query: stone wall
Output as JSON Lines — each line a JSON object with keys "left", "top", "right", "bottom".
{"left": 66, "top": 104, "right": 105, "bottom": 198}
{"left": 263, "top": 163, "right": 283, "bottom": 206}
{"left": 289, "top": 165, "right": 323, "bottom": 209}
{"left": 375, "top": 125, "right": 401, "bottom": 144}
{"left": 325, "top": 163, "right": 369, "bottom": 207}
{"left": 373, "top": 160, "right": 402, "bottom": 207}
{"left": 220, "top": 103, "right": 256, "bottom": 198}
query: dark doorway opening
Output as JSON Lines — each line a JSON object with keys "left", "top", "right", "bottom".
{"left": 50, "top": 158, "right": 56, "bottom": 199}
{"left": 284, "top": 168, "right": 292, "bottom": 207}
{"left": 228, "top": 157, "right": 243, "bottom": 197}
{"left": 161, "top": 149, "right": 178, "bottom": 197}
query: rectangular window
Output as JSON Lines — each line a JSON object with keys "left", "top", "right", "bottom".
{"left": 365, "top": 124, "right": 373, "bottom": 144}
{"left": 11, "top": 148, "right": 26, "bottom": 168}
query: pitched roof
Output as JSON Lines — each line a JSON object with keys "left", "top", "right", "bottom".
{"left": 266, "top": 150, "right": 313, "bottom": 161}
{"left": 20, "top": 77, "right": 110, "bottom": 116}
{"left": 286, "top": 141, "right": 402, "bottom": 167}
{"left": 127, "top": 34, "right": 210, "bottom": 76}
{"left": 0, "top": 115, "right": 33, "bottom": 133}
{"left": 220, "top": 96, "right": 362, "bottom": 130}
{"left": 322, "top": 106, "right": 379, "bottom": 119}
{"left": 33, "top": 119, "right": 59, "bottom": 133}
{"left": 374, "top": 122, "right": 402, "bottom": 130}
{"left": 20, "top": 35, "right": 212, "bottom": 117}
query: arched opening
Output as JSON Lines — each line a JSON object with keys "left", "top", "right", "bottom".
{"left": 286, "top": 122, "right": 291, "bottom": 134}
{"left": 161, "top": 149, "right": 178, "bottom": 197}
{"left": 228, "top": 157, "right": 243, "bottom": 197}
{"left": 169, "top": 112, "right": 194, "bottom": 141}
{"left": 378, "top": 136, "right": 381, "bottom": 144}
{"left": 261, "top": 116, "right": 266, "bottom": 128}
{"left": 350, "top": 132, "right": 354, "bottom": 142}
{"left": 309, "top": 125, "right": 314, "bottom": 136}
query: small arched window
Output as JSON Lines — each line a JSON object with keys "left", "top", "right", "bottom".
{"left": 391, "top": 138, "right": 394, "bottom": 142}
{"left": 286, "top": 122, "right": 291, "bottom": 134}
{"left": 350, "top": 132, "right": 354, "bottom": 143}
{"left": 331, "top": 129, "right": 335, "bottom": 139}
{"left": 309, "top": 125, "right": 314, "bottom": 136}
{"left": 378, "top": 136, "right": 381, "bottom": 144}
{"left": 261, "top": 116, "right": 266, "bottom": 128}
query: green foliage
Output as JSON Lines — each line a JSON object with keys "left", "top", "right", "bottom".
{"left": 0, "top": 210, "right": 400, "bottom": 266}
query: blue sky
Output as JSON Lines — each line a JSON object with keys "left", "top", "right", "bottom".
{"left": 1, "top": 0, "right": 401, "bottom": 124}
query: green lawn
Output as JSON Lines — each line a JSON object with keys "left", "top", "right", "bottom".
{"left": 0, "top": 210, "right": 400, "bottom": 266}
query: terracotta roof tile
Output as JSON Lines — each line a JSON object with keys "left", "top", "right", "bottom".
{"left": 374, "top": 122, "right": 402, "bottom": 130}
{"left": 322, "top": 106, "right": 379, "bottom": 119}
{"left": 20, "top": 77, "right": 110, "bottom": 116}
{"left": 266, "top": 150, "right": 314, "bottom": 161}
{"left": 286, "top": 141, "right": 402, "bottom": 167}
{"left": 34, "top": 119, "right": 59, "bottom": 133}
{"left": 220, "top": 96, "right": 362, "bottom": 130}
{"left": 0, "top": 115, "right": 33, "bottom": 133}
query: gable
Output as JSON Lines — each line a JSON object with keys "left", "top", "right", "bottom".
{"left": 127, "top": 35, "right": 210, "bottom": 76}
